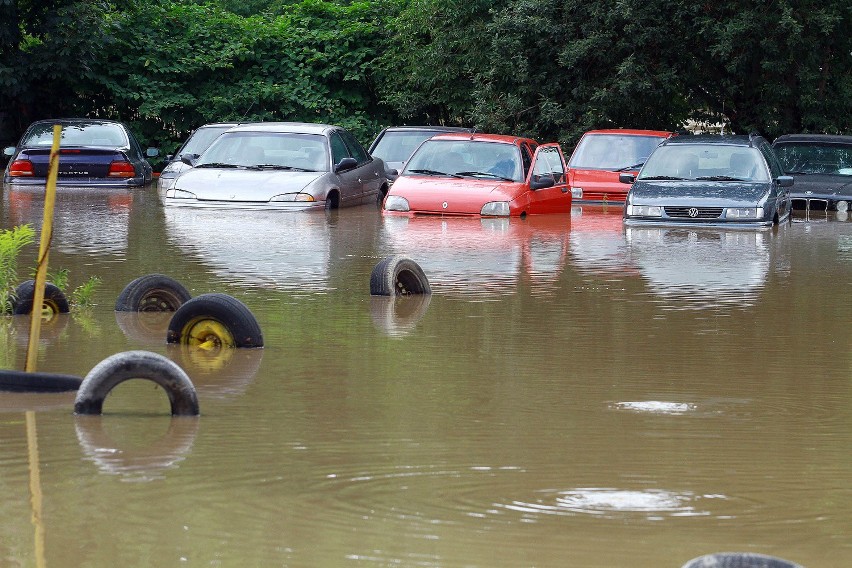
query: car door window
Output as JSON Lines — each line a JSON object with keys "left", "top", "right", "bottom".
{"left": 521, "top": 144, "right": 533, "bottom": 178}
{"left": 759, "top": 142, "right": 784, "bottom": 178}
{"left": 330, "top": 131, "right": 350, "bottom": 166}
{"left": 340, "top": 130, "right": 370, "bottom": 166}
{"left": 532, "top": 145, "right": 566, "bottom": 183}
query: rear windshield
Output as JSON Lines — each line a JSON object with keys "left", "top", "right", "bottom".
{"left": 371, "top": 130, "right": 442, "bottom": 163}
{"left": 23, "top": 123, "right": 128, "bottom": 147}
{"left": 773, "top": 142, "right": 852, "bottom": 176}
{"left": 569, "top": 134, "right": 667, "bottom": 170}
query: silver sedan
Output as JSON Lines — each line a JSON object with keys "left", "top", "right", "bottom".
{"left": 163, "top": 122, "right": 389, "bottom": 210}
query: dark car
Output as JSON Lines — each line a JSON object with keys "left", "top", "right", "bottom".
{"left": 158, "top": 122, "right": 243, "bottom": 191}
{"left": 771, "top": 134, "right": 852, "bottom": 213}
{"left": 369, "top": 125, "right": 472, "bottom": 181}
{"left": 620, "top": 134, "right": 793, "bottom": 228}
{"left": 3, "top": 118, "right": 158, "bottom": 187}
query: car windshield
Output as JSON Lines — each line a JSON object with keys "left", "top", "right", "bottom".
{"left": 23, "top": 122, "right": 128, "bottom": 147}
{"left": 773, "top": 142, "right": 852, "bottom": 176}
{"left": 638, "top": 144, "right": 770, "bottom": 182}
{"left": 404, "top": 139, "right": 523, "bottom": 181}
{"left": 179, "top": 126, "right": 235, "bottom": 156}
{"left": 569, "top": 134, "right": 666, "bottom": 170}
{"left": 198, "top": 132, "right": 328, "bottom": 171}
{"left": 371, "top": 130, "right": 442, "bottom": 163}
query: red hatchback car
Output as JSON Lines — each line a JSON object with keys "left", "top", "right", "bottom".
{"left": 382, "top": 133, "right": 571, "bottom": 217}
{"left": 567, "top": 129, "right": 674, "bottom": 204}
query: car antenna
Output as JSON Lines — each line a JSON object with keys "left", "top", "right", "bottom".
{"left": 238, "top": 102, "right": 255, "bottom": 124}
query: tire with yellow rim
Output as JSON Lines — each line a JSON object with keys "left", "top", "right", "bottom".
{"left": 12, "top": 280, "right": 70, "bottom": 316}
{"left": 166, "top": 293, "right": 263, "bottom": 349}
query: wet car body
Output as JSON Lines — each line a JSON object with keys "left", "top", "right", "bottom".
{"left": 567, "top": 129, "right": 673, "bottom": 204}
{"left": 771, "top": 134, "right": 852, "bottom": 213}
{"left": 158, "top": 122, "right": 244, "bottom": 191}
{"left": 621, "top": 134, "right": 793, "bottom": 229}
{"left": 369, "top": 125, "right": 472, "bottom": 182}
{"left": 382, "top": 132, "right": 571, "bottom": 218}
{"left": 164, "top": 122, "right": 388, "bottom": 211}
{"left": 3, "top": 118, "right": 157, "bottom": 187}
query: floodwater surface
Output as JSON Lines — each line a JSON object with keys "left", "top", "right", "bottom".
{"left": 0, "top": 185, "right": 850, "bottom": 568}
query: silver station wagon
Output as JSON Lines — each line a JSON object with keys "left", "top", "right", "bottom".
{"left": 164, "top": 122, "right": 389, "bottom": 210}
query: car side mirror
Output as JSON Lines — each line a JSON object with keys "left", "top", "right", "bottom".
{"left": 334, "top": 157, "right": 358, "bottom": 173}
{"left": 3, "top": 147, "right": 15, "bottom": 158}
{"left": 777, "top": 175, "right": 794, "bottom": 188}
{"left": 180, "top": 154, "right": 199, "bottom": 166}
{"left": 146, "top": 147, "right": 160, "bottom": 158}
{"left": 619, "top": 173, "right": 635, "bottom": 184}
{"left": 530, "top": 174, "right": 555, "bottom": 190}
{"left": 387, "top": 168, "right": 399, "bottom": 177}
{"left": 165, "top": 154, "right": 174, "bottom": 161}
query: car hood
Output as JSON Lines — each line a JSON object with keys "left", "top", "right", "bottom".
{"left": 630, "top": 180, "right": 771, "bottom": 206}
{"left": 789, "top": 174, "right": 852, "bottom": 197}
{"left": 392, "top": 176, "right": 518, "bottom": 213}
{"left": 173, "top": 168, "right": 324, "bottom": 200}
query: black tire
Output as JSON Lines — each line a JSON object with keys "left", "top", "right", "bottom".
{"left": 74, "top": 351, "right": 200, "bottom": 416}
{"left": 12, "top": 280, "right": 70, "bottom": 315}
{"left": 325, "top": 190, "right": 340, "bottom": 210}
{"left": 680, "top": 553, "right": 803, "bottom": 568}
{"left": 115, "top": 274, "right": 191, "bottom": 312}
{"left": 0, "top": 369, "right": 82, "bottom": 393}
{"left": 370, "top": 255, "right": 432, "bottom": 296}
{"left": 166, "top": 293, "right": 263, "bottom": 348}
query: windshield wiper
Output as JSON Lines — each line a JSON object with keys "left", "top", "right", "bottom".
{"left": 196, "top": 162, "right": 240, "bottom": 169}
{"left": 455, "top": 171, "right": 514, "bottom": 181}
{"left": 640, "top": 175, "right": 685, "bottom": 181}
{"left": 408, "top": 168, "right": 460, "bottom": 177}
{"left": 614, "top": 162, "right": 645, "bottom": 172}
{"left": 694, "top": 175, "right": 746, "bottom": 181}
{"left": 248, "top": 164, "right": 313, "bottom": 171}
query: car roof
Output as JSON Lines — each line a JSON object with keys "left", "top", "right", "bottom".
{"left": 224, "top": 122, "right": 339, "bottom": 135}
{"left": 662, "top": 134, "right": 757, "bottom": 147}
{"left": 28, "top": 118, "right": 126, "bottom": 127}
{"left": 426, "top": 132, "right": 536, "bottom": 145}
{"left": 582, "top": 129, "right": 673, "bottom": 137}
{"left": 380, "top": 125, "right": 472, "bottom": 133}
{"left": 773, "top": 134, "right": 852, "bottom": 145}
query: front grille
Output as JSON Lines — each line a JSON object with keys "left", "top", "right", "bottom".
{"left": 664, "top": 207, "right": 724, "bottom": 219}
{"left": 792, "top": 198, "right": 828, "bottom": 211}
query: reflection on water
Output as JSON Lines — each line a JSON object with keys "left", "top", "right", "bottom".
{"left": 0, "top": 191, "right": 850, "bottom": 567}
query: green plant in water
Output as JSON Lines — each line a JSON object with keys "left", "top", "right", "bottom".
{"left": 71, "top": 276, "right": 101, "bottom": 307}
{"left": 0, "top": 225, "right": 36, "bottom": 313}
{"left": 47, "top": 268, "right": 69, "bottom": 291}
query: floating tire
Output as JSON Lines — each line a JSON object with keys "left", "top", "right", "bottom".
{"left": 74, "top": 351, "right": 200, "bottom": 416}
{"left": 115, "top": 274, "right": 191, "bottom": 312}
{"left": 166, "top": 293, "right": 263, "bottom": 349}
{"left": 680, "top": 553, "right": 804, "bottom": 568}
{"left": 0, "top": 369, "right": 82, "bottom": 393}
{"left": 12, "top": 280, "right": 70, "bottom": 316}
{"left": 370, "top": 256, "right": 431, "bottom": 296}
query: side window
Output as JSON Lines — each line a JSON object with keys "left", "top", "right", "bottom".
{"left": 759, "top": 142, "right": 783, "bottom": 178}
{"left": 521, "top": 144, "right": 533, "bottom": 177}
{"left": 532, "top": 146, "right": 566, "bottom": 183}
{"left": 339, "top": 130, "right": 370, "bottom": 165}
{"left": 329, "top": 132, "right": 350, "bottom": 166}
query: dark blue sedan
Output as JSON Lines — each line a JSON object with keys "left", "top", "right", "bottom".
{"left": 3, "top": 118, "right": 158, "bottom": 187}
{"left": 620, "top": 134, "right": 793, "bottom": 228}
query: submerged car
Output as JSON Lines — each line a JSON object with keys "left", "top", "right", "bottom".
{"left": 567, "top": 129, "right": 673, "bottom": 204}
{"left": 3, "top": 118, "right": 158, "bottom": 187}
{"left": 621, "top": 134, "right": 793, "bottom": 228}
{"left": 382, "top": 132, "right": 571, "bottom": 217}
{"left": 771, "top": 134, "right": 852, "bottom": 212}
{"left": 158, "top": 122, "right": 243, "bottom": 191}
{"left": 369, "top": 125, "right": 472, "bottom": 181}
{"left": 163, "top": 122, "right": 389, "bottom": 210}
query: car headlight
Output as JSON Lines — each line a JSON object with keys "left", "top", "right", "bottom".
{"left": 384, "top": 195, "right": 410, "bottom": 212}
{"left": 571, "top": 187, "right": 583, "bottom": 199}
{"left": 269, "top": 193, "right": 315, "bottom": 202}
{"left": 480, "top": 201, "right": 510, "bottom": 216}
{"left": 836, "top": 200, "right": 848, "bottom": 212}
{"left": 165, "top": 189, "right": 197, "bottom": 199}
{"left": 626, "top": 204, "right": 662, "bottom": 217}
{"left": 725, "top": 207, "right": 762, "bottom": 219}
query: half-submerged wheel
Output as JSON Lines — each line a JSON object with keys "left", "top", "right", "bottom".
{"left": 115, "top": 274, "right": 191, "bottom": 312}
{"left": 166, "top": 293, "right": 263, "bottom": 349}
{"left": 680, "top": 552, "right": 804, "bottom": 568}
{"left": 74, "top": 350, "right": 200, "bottom": 416}
{"left": 370, "top": 256, "right": 431, "bottom": 296}
{"left": 12, "top": 280, "right": 70, "bottom": 316}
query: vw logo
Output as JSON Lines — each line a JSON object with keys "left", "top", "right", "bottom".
{"left": 442, "top": 201, "right": 448, "bottom": 209}
{"left": 688, "top": 207, "right": 699, "bottom": 218}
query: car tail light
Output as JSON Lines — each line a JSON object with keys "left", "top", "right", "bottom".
{"left": 9, "top": 159, "right": 34, "bottom": 177}
{"left": 108, "top": 160, "right": 136, "bottom": 178}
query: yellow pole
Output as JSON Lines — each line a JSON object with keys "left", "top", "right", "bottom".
{"left": 26, "top": 410, "right": 47, "bottom": 568}
{"left": 24, "top": 124, "right": 61, "bottom": 373}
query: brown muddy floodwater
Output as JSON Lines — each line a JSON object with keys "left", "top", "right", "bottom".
{"left": 0, "top": 184, "right": 850, "bottom": 568}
